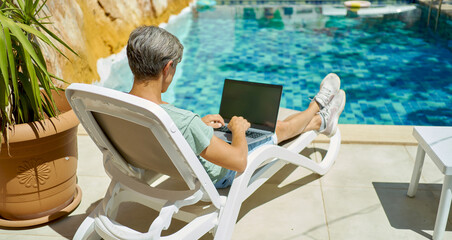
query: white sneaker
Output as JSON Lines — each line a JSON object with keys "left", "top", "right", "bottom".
{"left": 318, "top": 89, "right": 346, "bottom": 137}
{"left": 314, "top": 73, "right": 341, "bottom": 109}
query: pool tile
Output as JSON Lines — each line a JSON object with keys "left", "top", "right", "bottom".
{"left": 98, "top": 3, "right": 451, "bottom": 126}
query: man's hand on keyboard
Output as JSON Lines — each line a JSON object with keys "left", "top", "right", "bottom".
{"left": 227, "top": 116, "right": 250, "bottom": 135}
{"left": 202, "top": 114, "right": 225, "bottom": 128}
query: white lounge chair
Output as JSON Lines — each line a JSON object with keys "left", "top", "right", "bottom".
{"left": 67, "top": 83, "right": 341, "bottom": 240}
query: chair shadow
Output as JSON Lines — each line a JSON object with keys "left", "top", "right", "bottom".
{"left": 100, "top": 146, "right": 327, "bottom": 240}
{"left": 237, "top": 146, "right": 326, "bottom": 221}
{"left": 238, "top": 166, "right": 320, "bottom": 221}
{"left": 47, "top": 199, "right": 102, "bottom": 239}
{"left": 372, "top": 182, "right": 452, "bottom": 239}
{"left": 30, "top": 146, "right": 327, "bottom": 239}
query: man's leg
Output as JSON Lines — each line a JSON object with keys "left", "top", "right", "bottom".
{"left": 303, "top": 114, "right": 323, "bottom": 132}
{"left": 275, "top": 73, "right": 342, "bottom": 143}
{"left": 275, "top": 101, "right": 321, "bottom": 143}
{"left": 276, "top": 89, "right": 346, "bottom": 143}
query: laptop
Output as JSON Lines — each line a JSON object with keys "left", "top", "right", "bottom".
{"left": 214, "top": 79, "right": 283, "bottom": 145}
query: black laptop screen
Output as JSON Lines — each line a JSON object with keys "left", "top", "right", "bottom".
{"left": 219, "top": 79, "right": 283, "bottom": 132}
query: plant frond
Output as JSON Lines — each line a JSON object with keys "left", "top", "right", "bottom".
{"left": 23, "top": 50, "right": 42, "bottom": 116}
{"left": 0, "top": 24, "right": 11, "bottom": 108}
{"left": 36, "top": 15, "right": 51, "bottom": 21}
{"left": 0, "top": 14, "right": 49, "bottom": 76}
{"left": 0, "top": 0, "right": 78, "bottom": 147}
{"left": 31, "top": 18, "right": 78, "bottom": 57}
{"left": 35, "top": 0, "right": 47, "bottom": 15}
{"left": 17, "top": 21, "right": 67, "bottom": 59}
{"left": 16, "top": 72, "right": 33, "bottom": 123}
{"left": 3, "top": 26, "right": 19, "bottom": 107}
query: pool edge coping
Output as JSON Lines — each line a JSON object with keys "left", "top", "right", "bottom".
{"left": 314, "top": 124, "right": 417, "bottom": 145}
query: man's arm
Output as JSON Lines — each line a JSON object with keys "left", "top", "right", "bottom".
{"left": 200, "top": 116, "right": 250, "bottom": 172}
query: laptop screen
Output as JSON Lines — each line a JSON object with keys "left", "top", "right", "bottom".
{"left": 219, "top": 79, "right": 283, "bottom": 132}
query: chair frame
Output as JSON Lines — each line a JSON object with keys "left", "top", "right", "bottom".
{"left": 68, "top": 83, "right": 341, "bottom": 240}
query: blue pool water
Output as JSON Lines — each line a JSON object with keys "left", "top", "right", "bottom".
{"left": 99, "top": 3, "right": 452, "bottom": 126}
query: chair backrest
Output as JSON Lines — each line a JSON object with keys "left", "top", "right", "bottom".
{"left": 66, "top": 83, "right": 221, "bottom": 205}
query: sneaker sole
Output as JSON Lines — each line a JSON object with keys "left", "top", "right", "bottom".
{"left": 327, "top": 90, "right": 346, "bottom": 137}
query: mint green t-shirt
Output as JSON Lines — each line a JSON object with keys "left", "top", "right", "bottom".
{"left": 160, "top": 104, "right": 229, "bottom": 184}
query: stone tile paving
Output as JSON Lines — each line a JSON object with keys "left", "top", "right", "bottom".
{"left": 1, "top": 135, "right": 451, "bottom": 239}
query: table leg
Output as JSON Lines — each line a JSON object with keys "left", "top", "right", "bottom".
{"left": 407, "top": 145, "right": 426, "bottom": 197}
{"left": 433, "top": 175, "right": 452, "bottom": 240}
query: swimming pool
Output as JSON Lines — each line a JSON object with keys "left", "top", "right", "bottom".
{"left": 98, "top": 2, "right": 452, "bottom": 126}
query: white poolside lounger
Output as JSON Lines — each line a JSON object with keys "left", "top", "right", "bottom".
{"left": 67, "top": 83, "right": 341, "bottom": 240}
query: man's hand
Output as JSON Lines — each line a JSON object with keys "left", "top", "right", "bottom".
{"left": 227, "top": 116, "right": 250, "bottom": 134}
{"left": 202, "top": 114, "right": 225, "bottom": 128}
{"left": 200, "top": 115, "right": 251, "bottom": 173}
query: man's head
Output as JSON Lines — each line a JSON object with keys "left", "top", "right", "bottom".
{"left": 127, "top": 26, "right": 183, "bottom": 81}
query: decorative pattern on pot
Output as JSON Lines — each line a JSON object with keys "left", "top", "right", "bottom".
{"left": 17, "top": 159, "right": 51, "bottom": 188}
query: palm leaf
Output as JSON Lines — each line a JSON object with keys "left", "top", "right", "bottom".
{"left": 16, "top": 0, "right": 25, "bottom": 10}
{"left": 23, "top": 0, "right": 34, "bottom": 20}
{"left": 35, "top": 63, "right": 57, "bottom": 117}
{"left": 17, "top": 21, "right": 67, "bottom": 58}
{"left": 0, "top": 14, "right": 48, "bottom": 74}
{"left": 0, "top": 24, "right": 11, "bottom": 108}
{"left": 31, "top": 19, "right": 78, "bottom": 57}
{"left": 36, "top": 15, "right": 51, "bottom": 22}
{"left": 18, "top": 94, "right": 31, "bottom": 123}
{"left": 35, "top": 0, "right": 47, "bottom": 15}
{"left": 41, "top": 90, "right": 58, "bottom": 117}
{"left": 24, "top": 49, "right": 42, "bottom": 116}
{"left": 49, "top": 73, "right": 67, "bottom": 84}
{"left": 3, "top": 26, "right": 19, "bottom": 108}
{"left": 1, "top": 0, "right": 78, "bottom": 148}
{"left": 17, "top": 71, "right": 34, "bottom": 122}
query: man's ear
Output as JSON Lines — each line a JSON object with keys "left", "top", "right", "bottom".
{"left": 162, "top": 60, "right": 174, "bottom": 78}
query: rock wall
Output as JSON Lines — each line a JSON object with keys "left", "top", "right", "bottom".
{"left": 40, "top": 0, "right": 191, "bottom": 85}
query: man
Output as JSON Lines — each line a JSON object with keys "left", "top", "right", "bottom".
{"left": 127, "top": 26, "right": 346, "bottom": 188}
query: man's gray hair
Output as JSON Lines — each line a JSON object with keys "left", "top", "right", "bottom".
{"left": 127, "top": 26, "right": 183, "bottom": 80}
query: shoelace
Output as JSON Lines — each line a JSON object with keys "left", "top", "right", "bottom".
{"left": 317, "top": 87, "right": 334, "bottom": 101}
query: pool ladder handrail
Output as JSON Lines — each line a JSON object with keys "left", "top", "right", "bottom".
{"left": 427, "top": 0, "right": 444, "bottom": 32}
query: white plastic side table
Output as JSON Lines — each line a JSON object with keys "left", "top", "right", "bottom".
{"left": 407, "top": 126, "right": 452, "bottom": 240}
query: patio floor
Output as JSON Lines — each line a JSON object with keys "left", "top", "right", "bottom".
{"left": 0, "top": 125, "right": 451, "bottom": 239}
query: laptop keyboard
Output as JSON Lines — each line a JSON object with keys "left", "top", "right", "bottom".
{"left": 216, "top": 126, "right": 266, "bottom": 139}
{"left": 246, "top": 131, "right": 266, "bottom": 139}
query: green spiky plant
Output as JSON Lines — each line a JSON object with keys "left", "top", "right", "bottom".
{"left": 0, "top": 0, "right": 77, "bottom": 149}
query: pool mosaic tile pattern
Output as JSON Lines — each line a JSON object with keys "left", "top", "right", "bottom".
{"left": 170, "top": 5, "right": 452, "bottom": 126}
{"left": 216, "top": 0, "right": 416, "bottom": 5}
{"left": 98, "top": 4, "right": 452, "bottom": 126}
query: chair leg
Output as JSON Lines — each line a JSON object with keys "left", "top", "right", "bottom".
{"left": 407, "top": 145, "right": 426, "bottom": 197}
{"left": 73, "top": 200, "right": 105, "bottom": 240}
{"left": 213, "top": 178, "right": 247, "bottom": 240}
{"left": 213, "top": 199, "right": 242, "bottom": 240}
{"left": 433, "top": 175, "right": 452, "bottom": 240}
{"left": 73, "top": 215, "right": 101, "bottom": 240}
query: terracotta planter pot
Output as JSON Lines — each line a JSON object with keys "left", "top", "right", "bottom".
{"left": 0, "top": 92, "right": 81, "bottom": 227}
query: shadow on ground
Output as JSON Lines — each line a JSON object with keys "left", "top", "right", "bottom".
{"left": 373, "top": 182, "right": 452, "bottom": 239}
{"left": 70, "top": 146, "right": 326, "bottom": 240}
{"left": 0, "top": 199, "right": 101, "bottom": 239}
{"left": 48, "top": 199, "right": 102, "bottom": 239}
{"left": 237, "top": 146, "right": 325, "bottom": 221}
